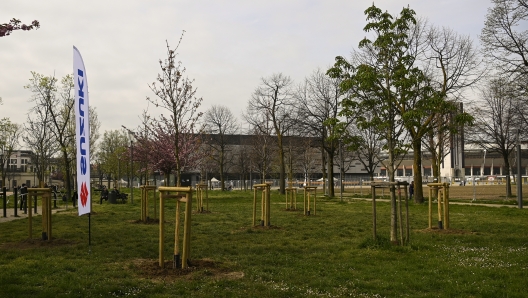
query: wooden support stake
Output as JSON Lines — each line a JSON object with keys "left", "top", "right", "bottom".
{"left": 428, "top": 187, "right": 432, "bottom": 229}
{"left": 372, "top": 186, "right": 377, "bottom": 240}
{"left": 174, "top": 200, "right": 181, "bottom": 268}
{"left": 252, "top": 187, "right": 257, "bottom": 226}
{"left": 159, "top": 192, "right": 165, "bottom": 268}
{"left": 303, "top": 187, "right": 317, "bottom": 216}
{"left": 158, "top": 186, "right": 192, "bottom": 269}
{"left": 398, "top": 185, "right": 404, "bottom": 246}
{"left": 404, "top": 185, "right": 409, "bottom": 244}
{"left": 47, "top": 193, "right": 50, "bottom": 239}
{"left": 437, "top": 189, "right": 443, "bottom": 229}
{"left": 41, "top": 195, "right": 47, "bottom": 240}
{"left": 260, "top": 188, "right": 266, "bottom": 226}
{"left": 444, "top": 183, "right": 449, "bottom": 229}
{"left": 182, "top": 191, "right": 192, "bottom": 268}
{"left": 446, "top": 185, "right": 450, "bottom": 228}
{"left": 253, "top": 184, "right": 271, "bottom": 227}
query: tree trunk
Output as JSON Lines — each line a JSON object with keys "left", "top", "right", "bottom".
{"left": 165, "top": 173, "right": 170, "bottom": 187}
{"left": 503, "top": 155, "right": 512, "bottom": 197}
{"left": 62, "top": 149, "right": 72, "bottom": 205}
{"left": 327, "top": 150, "right": 335, "bottom": 197}
{"left": 412, "top": 138, "right": 424, "bottom": 203}
{"left": 277, "top": 135, "right": 285, "bottom": 195}
{"left": 388, "top": 143, "right": 398, "bottom": 244}
{"left": 220, "top": 148, "right": 225, "bottom": 191}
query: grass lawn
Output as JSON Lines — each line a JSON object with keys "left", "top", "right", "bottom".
{"left": 0, "top": 187, "right": 527, "bottom": 297}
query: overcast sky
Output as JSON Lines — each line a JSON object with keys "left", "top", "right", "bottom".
{"left": 1, "top": 0, "right": 490, "bottom": 136}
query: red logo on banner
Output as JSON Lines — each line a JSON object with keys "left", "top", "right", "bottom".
{"left": 80, "top": 182, "right": 89, "bottom": 207}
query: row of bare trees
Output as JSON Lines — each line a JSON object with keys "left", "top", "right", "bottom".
{"left": 467, "top": 0, "right": 528, "bottom": 197}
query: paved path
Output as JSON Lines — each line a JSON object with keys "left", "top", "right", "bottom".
{"left": 449, "top": 201, "right": 520, "bottom": 208}
{"left": 0, "top": 206, "right": 70, "bottom": 223}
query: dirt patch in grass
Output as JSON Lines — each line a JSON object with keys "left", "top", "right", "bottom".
{"left": 130, "top": 258, "right": 244, "bottom": 281}
{"left": 417, "top": 227, "right": 475, "bottom": 235}
{"left": 0, "top": 238, "right": 77, "bottom": 250}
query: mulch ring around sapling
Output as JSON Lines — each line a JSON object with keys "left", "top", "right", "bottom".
{"left": 129, "top": 258, "right": 244, "bottom": 281}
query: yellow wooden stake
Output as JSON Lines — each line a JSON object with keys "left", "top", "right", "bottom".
{"left": 437, "top": 189, "right": 443, "bottom": 228}
{"left": 265, "top": 185, "right": 270, "bottom": 226}
{"left": 372, "top": 186, "right": 377, "bottom": 240}
{"left": 427, "top": 183, "right": 452, "bottom": 230}
{"left": 42, "top": 195, "right": 47, "bottom": 239}
{"left": 253, "top": 184, "right": 271, "bottom": 227}
{"left": 428, "top": 187, "right": 432, "bottom": 229}
{"left": 261, "top": 189, "right": 265, "bottom": 225}
{"left": 159, "top": 191, "right": 165, "bottom": 268}
{"left": 444, "top": 183, "right": 449, "bottom": 230}
{"left": 398, "top": 185, "right": 404, "bottom": 245}
{"left": 252, "top": 187, "right": 257, "bottom": 226}
{"left": 174, "top": 200, "right": 181, "bottom": 268}
{"left": 182, "top": 191, "right": 192, "bottom": 267}
{"left": 158, "top": 187, "right": 193, "bottom": 269}
{"left": 303, "top": 186, "right": 317, "bottom": 216}
{"left": 28, "top": 194, "right": 33, "bottom": 239}
{"left": 46, "top": 193, "right": 52, "bottom": 240}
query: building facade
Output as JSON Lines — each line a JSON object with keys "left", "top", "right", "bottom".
{"left": 0, "top": 150, "right": 57, "bottom": 189}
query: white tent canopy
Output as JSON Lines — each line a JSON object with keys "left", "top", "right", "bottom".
{"left": 210, "top": 177, "right": 219, "bottom": 182}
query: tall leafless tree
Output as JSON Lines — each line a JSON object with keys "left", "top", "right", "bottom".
{"left": 295, "top": 68, "right": 346, "bottom": 197}
{"left": 203, "top": 105, "right": 239, "bottom": 190}
{"left": 481, "top": 0, "right": 528, "bottom": 83}
{"left": 234, "top": 143, "right": 251, "bottom": 190}
{"left": 467, "top": 76, "right": 524, "bottom": 197}
{"left": 245, "top": 73, "right": 294, "bottom": 194}
{"left": 411, "top": 23, "right": 483, "bottom": 202}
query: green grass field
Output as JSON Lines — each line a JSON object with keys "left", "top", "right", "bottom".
{"left": 0, "top": 188, "right": 527, "bottom": 297}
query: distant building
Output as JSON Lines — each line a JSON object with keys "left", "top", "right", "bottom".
{"left": 0, "top": 150, "right": 58, "bottom": 189}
